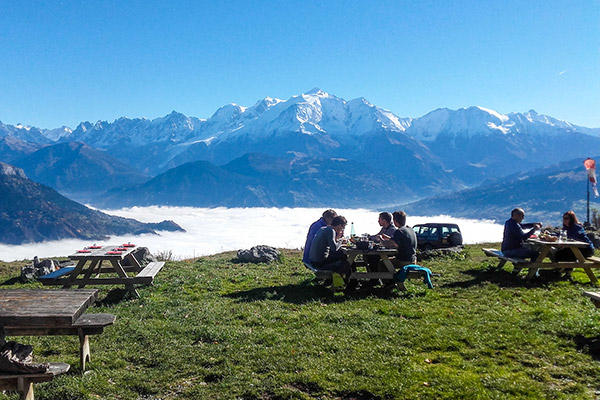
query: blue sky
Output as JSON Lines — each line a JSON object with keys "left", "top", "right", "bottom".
{"left": 1, "top": 0, "right": 599, "bottom": 129}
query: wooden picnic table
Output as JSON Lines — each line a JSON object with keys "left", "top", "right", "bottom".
{"left": 39, "top": 245, "right": 164, "bottom": 298}
{"left": 343, "top": 247, "right": 422, "bottom": 290}
{"left": 0, "top": 289, "right": 98, "bottom": 341}
{"left": 0, "top": 289, "right": 114, "bottom": 371}
{"left": 525, "top": 238, "right": 600, "bottom": 282}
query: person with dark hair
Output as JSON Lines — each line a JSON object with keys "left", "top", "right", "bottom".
{"left": 302, "top": 209, "right": 337, "bottom": 264}
{"left": 388, "top": 211, "right": 418, "bottom": 268}
{"left": 556, "top": 211, "right": 594, "bottom": 261}
{"left": 369, "top": 212, "right": 397, "bottom": 242}
{"left": 365, "top": 212, "right": 398, "bottom": 273}
{"left": 309, "top": 215, "right": 352, "bottom": 283}
{"left": 501, "top": 208, "right": 541, "bottom": 273}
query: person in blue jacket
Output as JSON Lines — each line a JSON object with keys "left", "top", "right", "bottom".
{"left": 501, "top": 208, "right": 542, "bottom": 263}
{"left": 556, "top": 211, "right": 595, "bottom": 261}
{"left": 302, "top": 209, "right": 337, "bottom": 264}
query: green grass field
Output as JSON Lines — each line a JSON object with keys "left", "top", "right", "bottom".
{"left": 1, "top": 244, "right": 600, "bottom": 399}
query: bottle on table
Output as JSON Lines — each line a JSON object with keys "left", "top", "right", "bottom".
{"left": 350, "top": 222, "right": 356, "bottom": 238}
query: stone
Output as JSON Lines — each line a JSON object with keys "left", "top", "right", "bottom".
{"left": 122, "top": 247, "right": 157, "bottom": 267}
{"left": 417, "top": 246, "right": 464, "bottom": 261}
{"left": 237, "top": 245, "right": 281, "bottom": 263}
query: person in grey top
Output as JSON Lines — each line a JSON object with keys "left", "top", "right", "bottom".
{"left": 388, "top": 211, "right": 417, "bottom": 267}
{"left": 309, "top": 215, "right": 351, "bottom": 276}
{"left": 369, "top": 212, "right": 397, "bottom": 242}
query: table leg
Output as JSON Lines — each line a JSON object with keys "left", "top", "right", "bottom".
{"left": 110, "top": 259, "right": 139, "bottom": 298}
{"left": 572, "top": 247, "right": 598, "bottom": 284}
{"left": 125, "top": 253, "right": 143, "bottom": 272}
{"left": 78, "top": 260, "right": 99, "bottom": 289}
{"left": 526, "top": 246, "right": 550, "bottom": 280}
{"left": 379, "top": 254, "right": 395, "bottom": 273}
{"left": 63, "top": 260, "right": 88, "bottom": 288}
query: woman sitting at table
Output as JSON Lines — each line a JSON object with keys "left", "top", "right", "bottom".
{"left": 555, "top": 211, "right": 595, "bottom": 261}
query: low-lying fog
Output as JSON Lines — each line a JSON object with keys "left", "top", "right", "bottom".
{"left": 0, "top": 207, "right": 504, "bottom": 261}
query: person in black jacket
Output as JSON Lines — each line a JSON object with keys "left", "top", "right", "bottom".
{"left": 556, "top": 211, "right": 595, "bottom": 261}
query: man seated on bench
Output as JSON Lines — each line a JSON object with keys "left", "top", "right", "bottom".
{"left": 302, "top": 209, "right": 337, "bottom": 265}
{"left": 309, "top": 215, "right": 352, "bottom": 289}
{"left": 502, "top": 208, "right": 542, "bottom": 274}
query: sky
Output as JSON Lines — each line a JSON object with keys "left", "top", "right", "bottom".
{"left": 0, "top": 206, "right": 504, "bottom": 261}
{"left": 0, "top": 1, "right": 599, "bottom": 129}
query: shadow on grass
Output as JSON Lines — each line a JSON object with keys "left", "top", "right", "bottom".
{"left": 441, "top": 267, "right": 579, "bottom": 289}
{"left": 572, "top": 334, "right": 600, "bottom": 360}
{"left": 1, "top": 277, "right": 21, "bottom": 285}
{"left": 97, "top": 288, "right": 129, "bottom": 305}
{"left": 226, "top": 279, "right": 417, "bottom": 304}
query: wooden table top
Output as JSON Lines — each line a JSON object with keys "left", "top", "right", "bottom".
{"left": 527, "top": 238, "right": 591, "bottom": 248}
{"left": 69, "top": 245, "right": 137, "bottom": 260}
{"left": 0, "top": 289, "right": 98, "bottom": 327}
{"left": 343, "top": 247, "right": 397, "bottom": 255}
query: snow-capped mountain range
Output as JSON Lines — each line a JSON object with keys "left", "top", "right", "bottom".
{"left": 1, "top": 88, "right": 600, "bottom": 209}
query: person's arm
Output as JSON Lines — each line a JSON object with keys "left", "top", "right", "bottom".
{"left": 518, "top": 222, "right": 539, "bottom": 240}
{"left": 328, "top": 228, "right": 342, "bottom": 251}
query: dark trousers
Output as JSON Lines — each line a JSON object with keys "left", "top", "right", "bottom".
{"left": 555, "top": 247, "right": 594, "bottom": 261}
{"left": 312, "top": 251, "right": 351, "bottom": 276}
{"left": 503, "top": 247, "right": 539, "bottom": 262}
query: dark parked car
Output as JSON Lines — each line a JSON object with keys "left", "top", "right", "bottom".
{"left": 412, "top": 223, "right": 462, "bottom": 251}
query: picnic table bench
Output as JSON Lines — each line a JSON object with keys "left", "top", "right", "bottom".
{"left": 483, "top": 240, "right": 600, "bottom": 282}
{"left": 39, "top": 245, "right": 165, "bottom": 298}
{"left": 0, "top": 362, "right": 69, "bottom": 400}
{"left": 482, "top": 248, "right": 530, "bottom": 269}
{"left": 305, "top": 247, "right": 432, "bottom": 291}
{"left": 3, "top": 313, "right": 115, "bottom": 371}
{"left": 583, "top": 291, "right": 600, "bottom": 308}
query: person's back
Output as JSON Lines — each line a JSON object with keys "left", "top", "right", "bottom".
{"left": 393, "top": 226, "right": 417, "bottom": 263}
{"left": 501, "top": 218, "right": 524, "bottom": 252}
{"left": 310, "top": 226, "right": 335, "bottom": 263}
{"left": 500, "top": 208, "right": 540, "bottom": 265}
{"left": 303, "top": 209, "right": 336, "bottom": 264}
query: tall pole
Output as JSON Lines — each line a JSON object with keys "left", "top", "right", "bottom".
{"left": 587, "top": 177, "right": 590, "bottom": 224}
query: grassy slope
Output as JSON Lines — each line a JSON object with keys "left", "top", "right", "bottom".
{"left": 1, "top": 245, "right": 600, "bottom": 399}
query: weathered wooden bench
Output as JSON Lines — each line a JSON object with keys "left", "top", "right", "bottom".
{"left": 303, "top": 262, "right": 333, "bottom": 280}
{"left": 303, "top": 262, "right": 432, "bottom": 291}
{"left": 0, "top": 362, "right": 69, "bottom": 400}
{"left": 133, "top": 261, "right": 165, "bottom": 285}
{"left": 584, "top": 291, "right": 600, "bottom": 308}
{"left": 4, "top": 313, "right": 116, "bottom": 371}
{"left": 482, "top": 248, "right": 530, "bottom": 271}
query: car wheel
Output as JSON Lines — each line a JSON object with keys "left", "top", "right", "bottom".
{"left": 448, "top": 232, "right": 463, "bottom": 246}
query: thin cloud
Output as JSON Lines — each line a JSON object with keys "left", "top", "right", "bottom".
{"left": 558, "top": 70, "right": 568, "bottom": 76}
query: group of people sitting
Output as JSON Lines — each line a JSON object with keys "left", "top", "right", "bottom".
{"left": 302, "top": 209, "right": 418, "bottom": 287}
{"left": 501, "top": 208, "right": 595, "bottom": 273}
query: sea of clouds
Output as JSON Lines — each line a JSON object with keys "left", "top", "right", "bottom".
{"left": 0, "top": 207, "right": 504, "bottom": 262}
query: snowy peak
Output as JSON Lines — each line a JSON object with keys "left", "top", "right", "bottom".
{"left": 406, "top": 106, "right": 600, "bottom": 141}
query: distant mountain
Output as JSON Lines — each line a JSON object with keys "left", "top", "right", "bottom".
{"left": 13, "top": 141, "right": 149, "bottom": 203}
{"left": 0, "top": 162, "right": 183, "bottom": 245}
{"left": 0, "top": 136, "right": 46, "bottom": 164}
{"left": 97, "top": 153, "right": 417, "bottom": 209}
{"left": 2, "top": 89, "right": 600, "bottom": 212}
{"left": 402, "top": 157, "right": 600, "bottom": 225}
{"left": 404, "top": 107, "right": 600, "bottom": 184}
{"left": 0, "top": 121, "right": 54, "bottom": 144}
